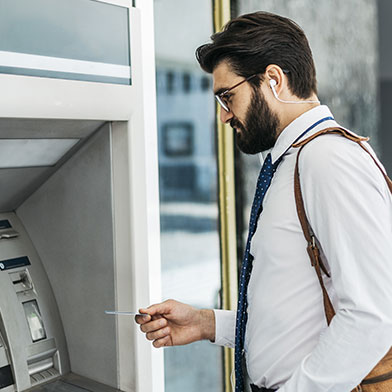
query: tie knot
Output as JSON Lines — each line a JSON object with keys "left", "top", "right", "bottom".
{"left": 265, "top": 152, "right": 272, "bottom": 165}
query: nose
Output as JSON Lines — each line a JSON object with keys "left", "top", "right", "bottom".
{"left": 219, "top": 107, "right": 234, "bottom": 124}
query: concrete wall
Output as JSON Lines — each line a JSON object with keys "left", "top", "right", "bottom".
{"left": 238, "top": 0, "right": 379, "bottom": 145}
{"left": 378, "top": 0, "right": 392, "bottom": 175}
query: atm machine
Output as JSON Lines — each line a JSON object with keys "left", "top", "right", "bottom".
{"left": 0, "top": 1, "right": 163, "bottom": 392}
{"left": 0, "top": 213, "right": 71, "bottom": 391}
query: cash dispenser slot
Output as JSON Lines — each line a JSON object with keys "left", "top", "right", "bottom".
{"left": 27, "top": 339, "right": 59, "bottom": 387}
{"left": 0, "top": 231, "right": 18, "bottom": 240}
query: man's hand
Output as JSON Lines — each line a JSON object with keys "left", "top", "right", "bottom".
{"left": 135, "top": 299, "right": 215, "bottom": 348}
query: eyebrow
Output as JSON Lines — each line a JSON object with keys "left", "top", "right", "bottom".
{"left": 213, "top": 87, "right": 229, "bottom": 95}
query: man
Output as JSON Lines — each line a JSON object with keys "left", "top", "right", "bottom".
{"left": 136, "top": 11, "right": 392, "bottom": 392}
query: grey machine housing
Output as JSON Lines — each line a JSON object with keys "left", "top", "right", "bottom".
{"left": 0, "top": 121, "right": 128, "bottom": 392}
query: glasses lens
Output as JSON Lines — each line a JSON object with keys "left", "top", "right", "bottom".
{"left": 215, "top": 95, "right": 229, "bottom": 112}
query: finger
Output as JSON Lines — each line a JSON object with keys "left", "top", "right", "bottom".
{"left": 135, "top": 314, "right": 151, "bottom": 325}
{"left": 140, "top": 318, "right": 167, "bottom": 333}
{"left": 139, "top": 301, "right": 172, "bottom": 318}
{"left": 153, "top": 335, "right": 171, "bottom": 348}
{"left": 146, "top": 327, "right": 170, "bottom": 342}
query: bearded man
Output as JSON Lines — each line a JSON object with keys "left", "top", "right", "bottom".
{"left": 136, "top": 11, "right": 392, "bottom": 392}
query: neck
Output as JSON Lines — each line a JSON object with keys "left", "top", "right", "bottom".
{"left": 276, "top": 99, "right": 320, "bottom": 138}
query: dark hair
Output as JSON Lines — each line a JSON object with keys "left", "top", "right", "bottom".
{"left": 196, "top": 11, "right": 317, "bottom": 98}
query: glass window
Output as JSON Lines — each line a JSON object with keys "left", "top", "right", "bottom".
{"left": 0, "top": 0, "right": 131, "bottom": 84}
{"left": 163, "top": 122, "right": 194, "bottom": 157}
{"left": 201, "top": 76, "right": 211, "bottom": 91}
{"left": 154, "top": 0, "right": 224, "bottom": 391}
{"left": 183, "top": 73, "right": 191, "bottom": 93}
{"left": 166, "top": 72, "right": 175, "bottom": 94}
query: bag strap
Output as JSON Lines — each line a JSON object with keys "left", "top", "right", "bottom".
{"left": 292, "top": 126, "right": 392, "bottom": 325}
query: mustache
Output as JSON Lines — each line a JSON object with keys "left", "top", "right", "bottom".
{"left": 230, "top": 118, "right": 243, "bottom": 130}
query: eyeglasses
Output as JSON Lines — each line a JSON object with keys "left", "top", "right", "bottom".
{"left": 215, "top": 74, "right": 257, "bottom": 112}
{"left": 214, "top": 69, "right": 290, "bottom": 112}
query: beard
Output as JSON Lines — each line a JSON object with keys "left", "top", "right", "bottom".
{"left": 231, "top": 88, "right": 279, "bottom": 154}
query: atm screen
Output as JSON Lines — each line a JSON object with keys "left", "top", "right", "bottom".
{"left": 22, "top": 300, "right": 47, "bottom": 342}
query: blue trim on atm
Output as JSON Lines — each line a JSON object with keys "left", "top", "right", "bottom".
{"left": 0, "top": 220, "right": 11, "bottom": 230}
{"left": 0, "top": 256, "right": 30, "bottom": 271}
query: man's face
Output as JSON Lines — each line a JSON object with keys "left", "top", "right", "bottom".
{"left": 213, "top": 62, "right": 280, "bottom": 154}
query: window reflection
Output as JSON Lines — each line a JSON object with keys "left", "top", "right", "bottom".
{"left": 154, "top": 1, "right": 223, "bottom": 391}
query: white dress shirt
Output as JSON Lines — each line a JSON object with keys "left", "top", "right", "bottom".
{"left": 213, "top": 105, "right": 392, "bottom": 391}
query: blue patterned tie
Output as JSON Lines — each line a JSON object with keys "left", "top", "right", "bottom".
{"left": 234, "top": 153, "right": 282, "bottom": 391}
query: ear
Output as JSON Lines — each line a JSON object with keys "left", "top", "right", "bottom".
{"left": 265, "top": 64, "right": 287, "bottom": 92}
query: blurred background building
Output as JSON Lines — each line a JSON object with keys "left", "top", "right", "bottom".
{"left": 154, "top": 1, "right": 222, "bottom": 392}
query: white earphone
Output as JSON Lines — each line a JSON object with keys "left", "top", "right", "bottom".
{"left": 269, "top": 79, "right": 320, "bottom": 104}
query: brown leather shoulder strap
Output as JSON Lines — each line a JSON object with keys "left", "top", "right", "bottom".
{"left": 292, "top": 126, "right": 370, "bottom": 147}
{"left": 293, "top": 127, "right": 392, "bottom": 325}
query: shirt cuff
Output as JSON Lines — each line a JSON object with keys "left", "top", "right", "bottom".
{"left": 212, "top": 309, "right": 236, "bottom": 348}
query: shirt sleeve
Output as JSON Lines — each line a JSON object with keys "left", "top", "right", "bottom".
{"left": 279, "top": 135, "right": 392, "bottom": 392}
{"left": 212, "top": 309, "right": 236, "bottom": 348}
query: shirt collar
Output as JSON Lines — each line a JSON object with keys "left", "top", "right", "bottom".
{"left": 269, "top": 105, "right": 337, "bottom": 164}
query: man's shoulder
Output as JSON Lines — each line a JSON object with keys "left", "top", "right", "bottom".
{"left": 297, "top": 130, "right": 370, "bottom": 175}
{"left": 300, "top": 130, "right": 361, "bottom": 156}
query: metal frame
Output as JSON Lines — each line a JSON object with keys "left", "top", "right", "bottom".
{"left": 0, "top": 2, "right": 135, "bottom": 120}
{"left": 93, "top": 0, "right": 131, "bottom": 7}
{"left": 132, "top": 2, "right": 164, "bottom": 392}
{"left": 0, "top": 51, "right": 131, "bottom": 79}
{"left": 213, "top": 1, "right": 238, "bottom": 391}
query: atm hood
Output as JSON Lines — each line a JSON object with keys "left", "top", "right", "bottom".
{"left": 0, "top": 118, "right": 105, "bottom": 212}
